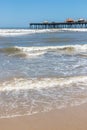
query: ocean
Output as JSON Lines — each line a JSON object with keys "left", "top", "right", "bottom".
{"left": 0, "top": 28, "right": 87, "bottom": 118}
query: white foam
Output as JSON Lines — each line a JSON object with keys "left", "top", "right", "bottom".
{"left": 0, "top": 29, "right": 60, "bottom": 36}
{"left": 0, "top": 76, "right": 87, "bottom": 91}
{"left": 0, "top": 76, "right": 87, "bottom": 119}
{"left": 8, "top": 51, "right": 46, "bottom": 58}
{"left": 0, "top": 28, "right": 87, "bottom": 36}
{"left": 60, "top": 28, "right": 87, "bottom": 32}
{"left": 15, "top": 44, "right": 87, "bottom": 56}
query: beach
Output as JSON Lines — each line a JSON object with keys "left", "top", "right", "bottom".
{"left": 0, "top": 104, "right": 87, "bottom": 130}
{"left": 0, "top": 0, "right": 87, "bottom": 129}
{"left": 0, "top": 29, "right": 87, "bottom": 129}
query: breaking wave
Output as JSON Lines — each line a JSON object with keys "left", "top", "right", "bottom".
{"left": 16, "top": 44, "right": 87, "bottom": 53}
{"left": 0, "top": 29, "right": 62, "bottom": 36}
{"left": 0, "top": 28, "right": 87, "bottom": 36}
{"left": 0, "top": 76, "right": 87, "bottom": 118}
{"left": 1, "top": 44, "right": 87, "bottom": 57}
{"left": 0, "top": 76, "right": 87, "bottom": 91}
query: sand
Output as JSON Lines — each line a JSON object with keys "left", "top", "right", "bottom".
{"left": 0, "top": 104, "right": 87, "bottom": 130}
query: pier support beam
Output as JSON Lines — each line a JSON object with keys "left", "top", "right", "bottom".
{"left": 29, "top": 22, "right": 87, "bottom": 29}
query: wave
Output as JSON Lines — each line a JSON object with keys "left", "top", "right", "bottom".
{"left": 0, "top": 28, "right": 87, "bottom": 36}
{"left": 0, "top": 76, "right": 87, "bottom": 91}
{"left": 0, "top": 46, "right": 46, "bottom": 57}
{"left": 1, "top": 44, "right": 87, "bottom": 57}
{"left": 16, "top": 44, "right": 87, "bottom": 53}
{"left": 0, "top": 76, "right": 87, "bottom": 119}
{"left": 0, "top": 29, "right": 62, "bottom": 36}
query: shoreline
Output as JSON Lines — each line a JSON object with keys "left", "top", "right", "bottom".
{"left": 0, "top": 103, "right": 87, "bottom": 130}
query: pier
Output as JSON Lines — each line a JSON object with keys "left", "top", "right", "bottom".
{"left": 29, "top": 21, "right": 87, "bottom": 29}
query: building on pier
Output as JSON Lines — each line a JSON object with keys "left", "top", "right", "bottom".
{"left": 66, "top": 18, "right": 74, "bottom": 23}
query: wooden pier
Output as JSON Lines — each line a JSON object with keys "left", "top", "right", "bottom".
{"left": 29, "top": 22, "right": 87, "bottom": 29}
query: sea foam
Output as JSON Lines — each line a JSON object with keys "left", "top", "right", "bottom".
{"left": 0, "top": 28, "right": 87, "bottom": 36}
{"left": 0, "top": 76, "right": 87, "bottom": 91}
{"left": 15, "top": 44, "right": 87, "bottom": 57}
{"left": 1, "top": 44, "right": 87, "bottom": 58}
{"left": 0, "top": 76, "right": 87, "bottom": 119}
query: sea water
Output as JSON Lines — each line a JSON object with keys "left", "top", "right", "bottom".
{"left": 0, "top": 28, "right": 87, "bottom": 118}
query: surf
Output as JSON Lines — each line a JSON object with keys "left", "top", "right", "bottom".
{"left": 0, "top": 76, "right": 87, "bottom": 91}
{"left": 1, "top": 44, "right": 87, "bottom": 58}
{"left": 0, "top": 28, "right": 87, "bottom": 37}
{"left": 0, "top": 76, "right": 87, "bottom": 119}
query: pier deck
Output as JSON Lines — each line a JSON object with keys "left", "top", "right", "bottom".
{"left": 30, "top": 22, "right": 87, "bottom": 29}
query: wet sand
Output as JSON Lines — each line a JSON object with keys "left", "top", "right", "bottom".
{"left": 0, "top": 104, "right": 87, "bottom": 130}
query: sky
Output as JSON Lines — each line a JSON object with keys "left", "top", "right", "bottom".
{"left": 0, "top": 0, "right": 87, "bottom": 27}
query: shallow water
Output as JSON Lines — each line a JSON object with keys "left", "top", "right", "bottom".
{"left": 0, "top": 28, "right": 87, "bottom": 118}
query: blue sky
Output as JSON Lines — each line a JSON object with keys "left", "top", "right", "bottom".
{"left": 0, "top": 0, "right": 87, "bottom": 27}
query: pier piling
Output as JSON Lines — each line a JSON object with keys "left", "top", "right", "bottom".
{"left": 29, "top": 22, "right": 87, "bottom": 29}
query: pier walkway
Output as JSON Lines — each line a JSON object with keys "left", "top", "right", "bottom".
{"left": 30, "top": 22, "right": 87, "bottom": 29}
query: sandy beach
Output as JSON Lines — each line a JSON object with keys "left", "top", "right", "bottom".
{"left": 0, "top": 104, "right": 87, "bottom": 130}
